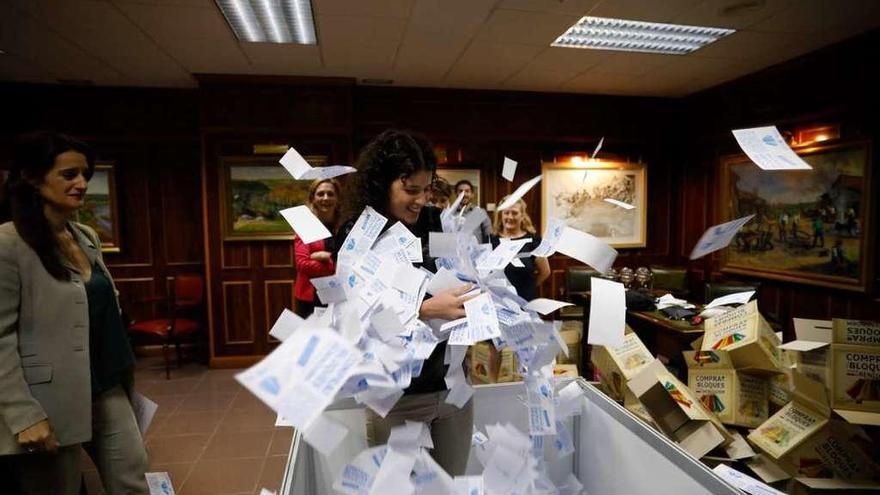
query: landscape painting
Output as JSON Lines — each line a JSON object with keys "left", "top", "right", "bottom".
{"left": 720, "top": 142, "right": 871, "bottom": 291}
{"left": 542, "top": 161, "right": 647, "bottom": 248}
{"left": 78, "top": 163, "right": 121, "bottom": 252}
{"left": 221, "top": 156, "right": 326, "bottom": 241}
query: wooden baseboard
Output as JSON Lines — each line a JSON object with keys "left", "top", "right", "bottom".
{"left": 209, "top": 355, "right": 264, "bottom": 368}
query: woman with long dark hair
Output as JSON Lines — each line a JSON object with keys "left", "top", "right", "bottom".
{"left": 336, "top": 129, "right": 474, "bottom": 476}
{"left": 0, "top": 132, "right": 149, "bottom": 494}
{"left": 294, "top": 178, "right": 340, "bottom": 317}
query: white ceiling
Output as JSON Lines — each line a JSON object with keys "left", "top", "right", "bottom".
{"left": 1, "top": 0, "right": 878, "bottom": 97}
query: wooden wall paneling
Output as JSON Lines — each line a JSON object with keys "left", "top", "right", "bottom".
{"left": 222, "top": 281, "right": 255, "bottom": 345}
{"left": 160, "top": 148, "right": 204, "bottom": 267}
{"left": 221, "top": 243, "right": 252, "bottom": 269}
{"left": 264, "top": 243, "right": 294, "bottom": 268}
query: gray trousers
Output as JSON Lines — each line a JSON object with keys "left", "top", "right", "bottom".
{"left": 15, "top": 385, "right": 150, "bottom": 495}
{"left": 366, "top": 390, "right": 473, "bottom": 476}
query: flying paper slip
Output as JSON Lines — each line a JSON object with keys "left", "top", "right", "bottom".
{"left": 497, "top": 174, "right": 542, "bottom": 211}
{"left": 732, "top": 126, "right": 812, "bottom": 170}
{"left": 268, "top": 308, "right": 303, "bottom": 341}
{"left": 531, "top": 217, "right": 565, "bottom": 257}
{"left": 704, "top": 290, "right": 755, "bottom": 309}
{"left": 279, "top": 146, "right": 356, "bottom": 179}
{"left": 502, "top": 156, "right": 517, "bottom": 181}
{"left": 603, "top": 198, "right": 635, "bottom": 209}
{"left": 689, "top": 214, "right": 754, "bottom": 260}
{"left": 592, "top": 137, "right": 604, "bottom": 159}
{"left": 477, "top": 238, "right": 530, "bottom": 271}
{"left": 131, "top": 391, "right": 158, "bottom": 437}
{"left": 587, "top": 277, "right": 626, "bottom": 348}
{"left": 555, "top": 226, "right": 618, "bottom": 274}
{"left": 523, "top": 298, "right": 573, "bottom": 315}
{"left": 279, "top": 205, "right": 332, "bottom": 244}
{"left": 338, "top": 206, "right": 388, "bottom": 266}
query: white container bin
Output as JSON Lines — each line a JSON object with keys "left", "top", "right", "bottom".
{"left": 280, "top": 378, "right": 740, "bottom": 495}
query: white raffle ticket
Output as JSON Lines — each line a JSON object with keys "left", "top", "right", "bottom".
{"left": 732, "top": 126, "right": 812, "bottom": 171}
{"left": 531, "top": 217, "right": 566, "bottom": 258}
{"left": 476, "top": 238, "right": 530, "bottom": 272}
{"left": 689, "top": 214, "right": 755, "bottom": 260}
{"left": 338, "top": 206, "right": 388, "bottom": 266}
{"left": 555, "top": 226, "right": 618, "bottom": 274}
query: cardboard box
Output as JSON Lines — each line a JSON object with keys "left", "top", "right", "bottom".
{"left": 590, "top": 326, "right": 654, "bottom": 401}
{"left": 553, "top": 364, "right": 578, "bottom": 378}
{"left": 683, "top": 350, "right": 770, "bottom": 427}
{"left": 628, "top": 360, "right": 732, "bottom": 459}
{"left": 623, "top": 387, "right": 658, "bottom": 429}
{"left": 748, "top": 372, "right": 831, "bottom": 460}
{"left": 778, "top": 420, "right": 880, "bottom": 480}
{"left": 470, "top": 341, "right": 521, "bottom": 384}
{"left": 701, "top": 300, "right": 783, "bottom": 372}
{"left": 556, "top": 323, "right": 582, "bottom": 366}
{"left": 780, "top": 318, "right": 880, "bottom": 425}
{"left": 787, "top": 477, "right": 880, "bottom": 495}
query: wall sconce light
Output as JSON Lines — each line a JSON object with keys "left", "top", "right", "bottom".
{"left": 792, "top": 124, "right": 840, "bottom": 147}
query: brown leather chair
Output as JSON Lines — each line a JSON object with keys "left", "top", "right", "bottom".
{"left": 128, "top": 274, "right": 204, "bottom": 379}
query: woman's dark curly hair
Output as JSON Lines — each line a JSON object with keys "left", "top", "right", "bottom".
{"left": 344, "top": 129, "right": 437, "bottom": 220}
{"left": 0, "top": 131, "right": 95, "bottom": 281}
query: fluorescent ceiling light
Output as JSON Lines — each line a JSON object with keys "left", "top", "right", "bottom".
{"left": 215, "top": 0, "right": 316, "bottom": 44}
{"left": 552, "top": 16, "right": 735, "bottom": 55}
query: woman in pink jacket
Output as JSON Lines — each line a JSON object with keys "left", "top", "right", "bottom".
{"left": 293, "top": 179, "right": 339, "bottom": 317}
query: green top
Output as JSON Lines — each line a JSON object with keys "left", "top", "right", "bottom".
{"left": 85, "top": 262, "right": 135, "bottom": 396}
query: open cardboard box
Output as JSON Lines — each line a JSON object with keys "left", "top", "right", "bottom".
{"left": 470, "top": 341, "right": 521, "bottom": 384}
{"left": 779, "top": 318, "right": 880, "bottom": 426}
{"left": 787, "top": 477, "right": 880, "bottom": 494}
{"left": 701, "top": 300, "right": 783, "bottom": 373}
{"left": 683, "top": 349, "right": 770, "bottom": 427}
{"left": 629, "top": 359, "right": 732, "bottom": 459}
{"left": 591, "top": 325, "right": 654, "bottom": 401}
{"left": 748, "top": 370, "right": 880, "bottom": 482}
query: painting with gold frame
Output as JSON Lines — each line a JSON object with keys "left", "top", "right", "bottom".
{"left": 78, "top": 163, "right": 121, "bottom": 253}
{"left": 220, "top": 154, "right": 328, "bottom": 241}
{"left": 541, "top": 159, "right": 647, "bottom": 248}
{"left": 719, "top": 141, "right": 871, "bottom": 292}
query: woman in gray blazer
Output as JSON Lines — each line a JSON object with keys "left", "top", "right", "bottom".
{"left": 0, "top": 132, "right": 149, "bottom": 494}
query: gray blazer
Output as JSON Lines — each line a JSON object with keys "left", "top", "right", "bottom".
{"left": 0, "top": 221, "right": 119, "bottom": 455}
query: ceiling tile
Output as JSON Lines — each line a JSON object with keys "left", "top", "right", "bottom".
{"left": 314, "top": 0, "right": 415, "bottom": 18}
{"left": 318, "top": 15, "right": 406, "bottom": 69}
{"left": 588, "top": 0, "right": 702, "bottom": 23}
{"left": 498, "top": 0, "right": 601, "bottom": 16}
{"left": 113, "top": 2, "right": 232, "bottom": 40}
{"left": 445, "top": 36, "right": 543, "bottom": 86}
{"left": 750, "top": 0, "right": 880, "bottom": 33}
{"left": 482, "top": 8, "right": 582, "bottom": 46}
{"left": 590, "top": 51, "right": 674, "bottom": 76}
{"left": 392, "top": 0, "right": 494, "bottom": 81}
{"left": 240, "top": 43, "right": 323, "bottom": 73}
{"left": 671, "top": 0, "right": 788, "bottom": 29}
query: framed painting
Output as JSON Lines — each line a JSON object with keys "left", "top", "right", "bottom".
{"left": 436, "top": 168, "right": 481, "bottom": 205}
{"left": 541, "top": 160, "right": 647, "bottom": 248}
{"left": 79, "top": 163, "right": 121, "bottom": 253}
{"left": 719, "top": 141, "right": 872, "bottom": 291}
{"left": 220, "top": 155, "right": 327, "bottom": 241}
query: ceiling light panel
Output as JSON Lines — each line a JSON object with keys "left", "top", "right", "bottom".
{"left": 216, "top": 0, "right": 316, "bottom": 44}
{"left": 552, "top": 16, "right": 735, "bottom": 55}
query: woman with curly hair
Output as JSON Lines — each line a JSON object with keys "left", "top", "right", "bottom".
{"left": 335, "top": 129, "right": 474, "bottom": 476}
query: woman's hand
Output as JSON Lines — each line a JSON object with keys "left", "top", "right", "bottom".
{"left": 419, "top": 284, "right": 476, "bottom": 321}
{"left": 310, "top": 251, "right": 332, "bottom": 262}
{"left": 17, "top": 419, "right": 59, "bottom": 454}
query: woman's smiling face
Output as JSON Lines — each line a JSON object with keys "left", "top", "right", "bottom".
{"left": 386, "top": 170, "right": 433, "bottom": 225}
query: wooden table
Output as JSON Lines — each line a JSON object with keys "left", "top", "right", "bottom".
{"left": 571, "top": 291, "right": 704, "bottom": 380}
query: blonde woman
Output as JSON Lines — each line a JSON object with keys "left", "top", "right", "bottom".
{"left": 490, "top": 197, "right": 551, "bottom": 301}
{"left": 293, "top": 178, "right": 340, "bottom": 317}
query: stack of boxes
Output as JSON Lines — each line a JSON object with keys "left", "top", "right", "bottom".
{"left": 590, "top": 300, "right": 880, "bottom": 493}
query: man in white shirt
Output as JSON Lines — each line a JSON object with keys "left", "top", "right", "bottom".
{"left": 453, "top": 180, "right": 492, "bottom": 243}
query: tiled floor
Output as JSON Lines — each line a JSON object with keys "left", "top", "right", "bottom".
{"left": 83, "top": 357, "right": 291, "bottom": 495}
